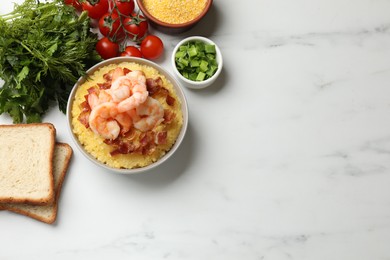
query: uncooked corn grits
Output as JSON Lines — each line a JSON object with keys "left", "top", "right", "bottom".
{"left": 141, "top": 0, "right": 208, "bottom": 24}
{"left": 71, "top": 62, "right": 183, "bottom": 169}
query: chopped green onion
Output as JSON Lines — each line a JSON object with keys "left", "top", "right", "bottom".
{"left": 175, "top": 51, "right": 186, "bottom": 58}
{"left": 174, "top": 40, "right": 219, "bottom": 82}
{"left": 190, "top": 59, "right": 200, "bottom": 67}
{"left": 188, "top": 46, "right": 198, "bottom": 57}
{"left": 205, "top": 44, "right": 216, "bottom": 54}
{"left": 206, "top": 65, "right": 218, "bottom": 77}
{"left": 178, "top": 57, "right": 189, "bottom": 66}
{"left": 199, "top": 60, "right": 208, "bottom": 72}
{"left": 196, "top": 72, "right": 206, "bottom": 81}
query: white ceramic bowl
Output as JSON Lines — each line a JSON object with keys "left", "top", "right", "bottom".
{"left": 171, "top": 36, "right": 223, "bottom": 89}
{"left": 66, "top": 57, "right": 188, "bottom": 174}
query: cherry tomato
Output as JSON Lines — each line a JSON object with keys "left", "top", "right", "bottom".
{"left": 64, "top": 0, "right": 82, "bottom": 11}
{"left": 98, "top": 12, "right": 123, "bottom": 39}
{"left": 120, "top": 46, "right": 142, "bottom": 58}
{"left": 82, "top": 0, "right": 109, "bottom": 20}
{"left": 96, "top": 37, "right": 119, "bottom": 59}
{"left": 140, "top": 35, "right": 164, "bottom": 60}
{"left": 113, "top": 0, "right": 135, "bottom": 16}
{"left": 123, "top": 13, "right": 148, "bottom": 40}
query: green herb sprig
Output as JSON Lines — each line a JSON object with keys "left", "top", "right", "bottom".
{"left": 0, "top": 0, "right": 101, "bottom": 123}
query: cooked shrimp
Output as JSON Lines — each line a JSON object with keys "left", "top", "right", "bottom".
{"left": 115, "top": 111, "right": 133, "bottom": 135}
{"left": 127, "top": 70, "right": 146, "bottom": 82}
{"left": 111, "top": 67, "right": 125, "bottom": 82}
{"left": 110, "top": 75, "right": 132, "bottom": 102}
{"left": 116, "top": 70, "right": 148, "bottom": 113}
{"left": 132, "top": 97, "right": 164, "bottom": 132}
{"left": 87, "top": 91, "right": 99, "bottom": 109}
{"left": 89, "top": 102, "right": 120, "bottom": 140}
{"left": 87, "top": 89, "right": 113, "bottom": 109}
{"left": 101, "top": 89, "right": 113, "bottom": 102}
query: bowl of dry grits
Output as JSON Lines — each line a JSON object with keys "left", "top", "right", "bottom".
{"left": 136, "top": 0, "right": 213, "bottom": 33}
{"left": 66, "top": 57, "right": 188, "bottom": 174}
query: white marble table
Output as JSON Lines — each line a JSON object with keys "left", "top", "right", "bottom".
{"left": 1, "top": 0, "right": 390, "bottom": 259}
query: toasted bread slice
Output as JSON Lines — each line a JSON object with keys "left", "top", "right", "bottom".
{"left": 0, "top": 143, "right": 73, "bottom": 224}
{"left": 0, "top": 123, "right": 56, "bottom": 205}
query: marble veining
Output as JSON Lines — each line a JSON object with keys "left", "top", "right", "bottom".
{"left": 1, "top": 0, "right": 390, "bottom": 259}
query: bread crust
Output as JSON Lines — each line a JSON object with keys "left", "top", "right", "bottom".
{"left": 0, "top": 123, "right": 56, "bottom": 205}
{"left": 0, "top": 143, "right": 73, "bottom": 224}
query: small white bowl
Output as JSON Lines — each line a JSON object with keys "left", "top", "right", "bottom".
{"left": 66, "top": 57, "right": 188, "bottom": 174}
{"left": 171, "top": 36, "right": 223, "bottom": 89}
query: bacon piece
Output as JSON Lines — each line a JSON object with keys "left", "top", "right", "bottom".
{"left": 87, "top": 87, "right": 97, "bottom": 94}
{"left": 110, "top": 142, "right": 139, "bottom": 156}
{"left": 139, "top": 131, "right": 154, "bottom": 147}
{"left": 158, "top": 87, "right": 169, "bottom": 97}
{"left": 85, "top": 87, "right": 100, "bottom": 109}
{"left": 104, "top": 128, "right": 141, "bottom": 155}
{"left": 104, "top": 139, "right": 123, "bottom": 155}
{"left": 146, "top": 77, "right": 163, "bottom": 95}
{"left": 123, "top": 68, "right": 131, "bottom": 75}
{"left": 146, "top": 78, "right": 176, "bottom": 106}
{"left": 97, "top": 82, "right": 111, "bottom": 89}
{"left": 166, "top": 95, "right": 175, "bottom": 106}
{"left": 142, "top": 144, "right": 156, "bottom": 155}
{"left": 79, "top": 100, "right": 90, "bottom": 112}
{"left": 136, "top": 142, "right": 156, "bottom": 155}
{"left": 155, "top": 131, "right": 167, "bottom": 145}
{"left": 137, "top": 131, "right": 158, "bottom": 155}
{"left": 103, "top": 69, "right": 114, "bottom": 82}
{"left": 103, "top": 125, "right": 168, "bottom": 156}
{"left": 163, "top": 109, "right": 176, "bottom": 124}
{"left": 77, "top": 110, "right": 90, "bottom": 128}
{"left": 78, "top": 89, "right": 95, "bottom": 127}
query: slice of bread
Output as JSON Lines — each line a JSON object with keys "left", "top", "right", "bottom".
{"left": 0, "top": 123, "right": 56, "bottom": 205}
{"left": 0, "top": 143, "right": 73, "bottom": 224}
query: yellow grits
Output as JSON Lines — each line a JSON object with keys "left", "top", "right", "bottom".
{"left": 71, "top": 62, "right": 183, "bottom": 169}
{"left": 141, "top": 0, "right": 208, "bottom": 24}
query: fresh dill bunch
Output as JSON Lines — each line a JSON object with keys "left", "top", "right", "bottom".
{"left": 0, "top": 0, "right": 101, "bottom": 123}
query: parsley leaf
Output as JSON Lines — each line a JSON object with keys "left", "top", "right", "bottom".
{"left": 0, "top": 0, "right": 101, "bottom": 123}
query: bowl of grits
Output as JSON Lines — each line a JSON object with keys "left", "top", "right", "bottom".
{"left": 136, "top": 0, "right": 213, "bottom": 34}
{"left": 66, "top": 57, "right": 188, "bottom": 174}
